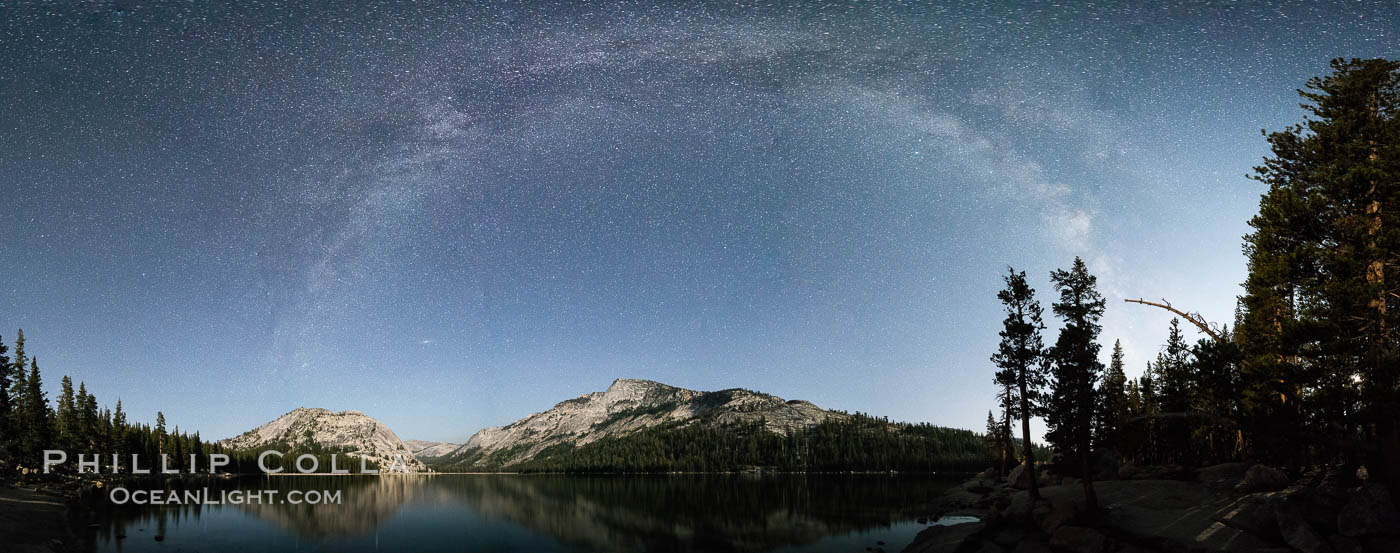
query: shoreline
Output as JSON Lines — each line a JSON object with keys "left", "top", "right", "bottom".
{"left": 0, "top": 482, "right": 89, "bottom": 553}
{"left": 903, "top": 463, "right": 1400, "bottom": 553}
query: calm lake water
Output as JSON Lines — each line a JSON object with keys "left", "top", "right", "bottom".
{"left": 84, "top": 474, "right": 969, "bottom": 553}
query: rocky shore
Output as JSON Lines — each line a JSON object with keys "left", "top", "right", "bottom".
{"left": 1, "top": 471, "right": 237, "bottom": 553}
{"left": 905, "top": 464, "right": 1400, "bottom": 553}
{"left": 1, "top": 479, "right": 89, "bottom": 553}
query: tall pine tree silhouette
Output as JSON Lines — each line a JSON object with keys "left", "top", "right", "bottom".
{"left": 991, "top": 268, "right": 1047, "bottom": 499}
{"left": 1240, "top": 58, "right": 1400, "bottom": 488}
{"left": 1046, "top": 257, "right": 1106, "bottom": 512}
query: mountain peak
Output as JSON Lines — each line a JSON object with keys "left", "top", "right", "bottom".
{"left": 445, "top": 379, "right": 842, "bottom": 469}
{"left": 290, "top": 407, "right": 363, "bottom": 417}
{"left": 222, "top": 407, "right": 426, "bottom": 472}
{"left": 606, "top": 378, "right": 669, "bottom": 393}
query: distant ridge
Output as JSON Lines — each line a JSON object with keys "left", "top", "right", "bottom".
{"left": 440, "top": 378, "right": 847, "bottom": 469}
{"left": 404, "top": 439, "right": 460, "bottom": 461}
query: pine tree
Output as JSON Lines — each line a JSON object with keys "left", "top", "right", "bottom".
{"left": 0, "top": 335, "right": 11, "bottom": 454}
{"left": 1138, "top": 363, "right": 1158, "bottom": 415}
{"left": 1156, "top": 319, "right": 1193, "bottom": 413}
{"left": 993, "top": 368, "right": 1018, "bottom": 475}
{"left": 9, "top": 329, "right": 26, "bottom": 449}
{"left": 56, "top": 376, "right": 77, "bottom": 451}
{"left": 1096, "top": 340, "right": 1129, "bottom": 455}
{"left": 79, "top": 385, "right": 97, "bottom": 453}
{"left": 1238, "top": 171, "right": 1311, "bottom": 466}
{"left": 985, "top": 410, "right": 1009, "bottom": 469}
{"left": 1240, "top": 58, "right": 1400, "bottom": 483}
{"left": 156, "top": 410, "right": 167, "bottom": 455}
{"left": 74, "top": 382, "right": 89, "bottom": 445}
{"left": 1046, "top": 257, "right": 1106, "bottom": 512}
{"left": 112, "top": 399, "right": 127, "bottom": 457}
{"left": 1189, "top": 334, "right": 1243, "bottom": 463}
{"left": 1298, "top": 61, "right": 1400, "bottom": 477}
{"left": 1119, "top": 364, "right": 1151, "bottom": 464}
{"left": 991, "top": 267, "right": 1048, "bottom": 499}
{"left": 10, "top": 330, "right": 24, "bottom": 382}
{"left": 1155, "top": 319, "right": 1196, "bottom": 463}
{"left": 113, "top": 398, "right": 126, "bottom": 429}
{"left": 97, "top": 407, "right": 112, "bottom": 458}
{"left": 20, "top": 357, "right": 52, "bottom": 462}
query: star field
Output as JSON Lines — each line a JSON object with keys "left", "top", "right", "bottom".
{"left": 1, "top": 1, "right": 1395, "bottom": 441}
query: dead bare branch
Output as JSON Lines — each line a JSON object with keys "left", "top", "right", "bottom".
{"left": 1123, "top": 298, "right": 1225, "bottom": 342}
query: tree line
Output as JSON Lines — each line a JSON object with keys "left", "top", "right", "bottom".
{"left": 449, "top": 412, "right": 1024, "bottom": 474}
{"left": 987, "top": 58, "right": 1400, "bottom": 509}
{"left": 0, "top": 329, "right": 364, "bottom": 476}
{"left": 0, "top": 329, "right": 216, "bottom": 474}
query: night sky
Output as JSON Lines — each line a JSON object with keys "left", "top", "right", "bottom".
{"left": 1, "top": 1, "right": 1394, "bottom": 443}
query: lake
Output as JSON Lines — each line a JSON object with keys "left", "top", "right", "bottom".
{"left": 84, "top": 474, "right": 972, "bottom": 552}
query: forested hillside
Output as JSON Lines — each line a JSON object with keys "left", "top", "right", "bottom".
{"left": 441, "top": 412, "right": 1045, "bottom": 473}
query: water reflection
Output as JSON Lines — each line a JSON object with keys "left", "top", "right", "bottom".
{"left": 89, "top": 474, "right": 961, "bottom": 553}
{"left": 241, "top": 476, "right": 429, "bottom": 538}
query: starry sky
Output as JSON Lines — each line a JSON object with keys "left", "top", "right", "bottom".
{"left": 1, "top": 1, "right": 1395, "bottom": 443}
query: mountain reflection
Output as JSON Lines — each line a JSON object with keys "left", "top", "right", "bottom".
{"left": 240, "top": 476, "right": 429, "bottom": 538}
{"left": 440, "top": 475, "right": 947, "bottom": 552}
{"left": 92, "top": 474, "right": 957, "bottom": 553}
